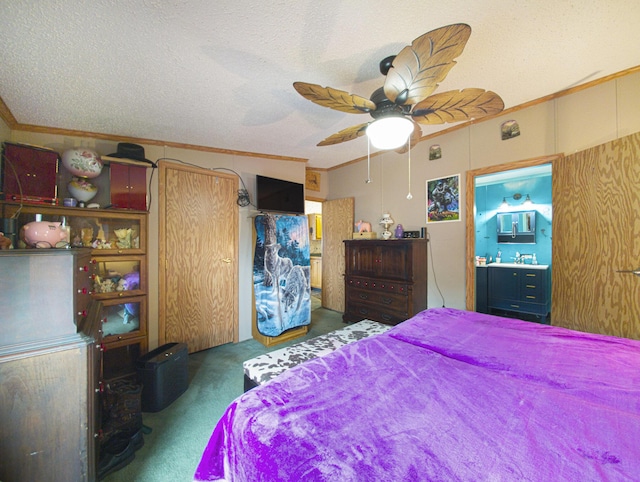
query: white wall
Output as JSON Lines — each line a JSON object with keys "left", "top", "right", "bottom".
{"left": 328, "top": 70, "right": 640, "bottom": 311}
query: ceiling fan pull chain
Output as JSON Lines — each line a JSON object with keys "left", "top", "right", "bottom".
{"left": 366, "top": 136, "right": 372, "bottom": 183}
{"left": 406, "top": 137, "right": 413, "bottom": 199}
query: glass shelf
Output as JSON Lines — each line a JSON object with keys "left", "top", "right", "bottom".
{"left": 100, "top": 295, "right": 147, "bottom": 342}
{"left": 91, "top": 255, "right": 146, "bottom": 299}
{"left": 0, "top": 202, "right": 146, "bottom": 254}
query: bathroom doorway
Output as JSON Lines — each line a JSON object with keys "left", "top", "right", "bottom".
{"left": 465, "top": 155, "right": 561, "bottom": 312}
{"left": 305, "top": 200, "right": 322, "bottom": 310}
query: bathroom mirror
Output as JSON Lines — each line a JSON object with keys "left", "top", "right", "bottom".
{"left": 497, "top": 211, "right": 536, "bottom": 243}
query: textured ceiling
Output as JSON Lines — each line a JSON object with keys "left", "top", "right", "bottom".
{"left": 1, "top": 1, "right": 639, "bottom": 169}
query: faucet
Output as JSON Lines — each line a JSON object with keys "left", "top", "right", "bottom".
{"left": 513, "top": 253, "right": 533, "bottom": 264}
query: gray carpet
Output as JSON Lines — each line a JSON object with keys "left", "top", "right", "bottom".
{"left": 104, "top": 305, "right": 344, "bottom": 481}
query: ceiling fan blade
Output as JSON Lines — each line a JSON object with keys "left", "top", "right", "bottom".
{"left": 317, "top": 122, "right": 369, "bottom": 146}
{"left": 411, "top": 89, "right": 505, "bottom": 125}
{"left": 395, "top": 123, "right": 422, "bottom": 154}
{"left": 384, "top": 24, "right": 471, "bottom": 106}
{"left": 294, "top": 82, "right": 376, "bottom": 114}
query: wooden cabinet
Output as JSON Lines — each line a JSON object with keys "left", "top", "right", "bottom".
{"left": 1, "top": 201, "right": 149, "bottom": 379}
{"left": 109, "top": 162, "right": 147, "bottom": 210}
{"left": 487, "top": 265, "right": 551, "bottom": 323}
{"left": 1, "top": 202, "right": 149, "bottom": 478}
{"left": 0, "top": 249, "right": 98, "bottom": 482}
{"left": 1, "top": 142, "right": 60, "bottom": 203}
{"left": 310, "top": 256, "right": 322, "bottom": 289}
{"left": 343, "top": 239, "right": 428, "bottom": 325}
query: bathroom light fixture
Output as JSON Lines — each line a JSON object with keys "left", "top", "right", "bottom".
{"left": 523, "top": 194, "right": 533, "bottom": 206}
{"left": 366, "top": 116, "right": 414, "bottom": 150}
{"left": 500, "top": 197, "right": 509, "bottom": 209}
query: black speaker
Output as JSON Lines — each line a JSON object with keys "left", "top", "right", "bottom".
{"left": 136, "top": 343, "right": 189, "bottom": 412}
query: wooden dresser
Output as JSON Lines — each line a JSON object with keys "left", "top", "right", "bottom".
{"left": 0, "top": 249, "right": 98, "bottom": 482}
{"left": 343, "top": 239, "right": 428, "bottom": 325}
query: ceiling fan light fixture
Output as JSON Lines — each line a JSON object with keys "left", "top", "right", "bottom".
{"left": 366, "top": 116, "right": 414, "bottom": 150}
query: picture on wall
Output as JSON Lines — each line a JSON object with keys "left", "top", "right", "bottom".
{"left": 427, "top": 174, "right": 460, "bottom": 223}
{"left": 305, "top": 170, "right": 321, "bottom": 191}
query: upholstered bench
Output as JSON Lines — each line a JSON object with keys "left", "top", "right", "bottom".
{"left": 243, "top": 320, "right": 392, "bottom": 391}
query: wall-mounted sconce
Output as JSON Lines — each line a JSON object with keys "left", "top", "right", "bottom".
{"left": 501, "top": 120, "right": 521, "bottom": 140}
{"left": 500, "top": 193, "right": 533, "bottom": 210}
{"left": 429, "top": 144, "right": 442, "bottom": 160}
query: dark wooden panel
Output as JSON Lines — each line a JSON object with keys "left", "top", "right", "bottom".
{"left": 0, "top": 249, "right": 91, "bottom": 346}
{"left": 0, "top": 338, "right": 92, "bottom": 482}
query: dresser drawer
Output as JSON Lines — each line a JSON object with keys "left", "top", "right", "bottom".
{"left": 521, "top": 273, "right": 544, "bottom": 300}
{"left": 488, "top": 298, "right": 548, "bottom": 316}
{"left": 345, "top": 302, "right": 407, "bottom": 325}
{"left": 345, "top": 276, "right": 409, "bottom": 295}
{"left": 347, "top": 287, "right": 407, "bottom": 311}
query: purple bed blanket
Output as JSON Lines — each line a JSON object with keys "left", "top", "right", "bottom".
{"left": 194, "top": 308, "right": 640, "bottom": 481}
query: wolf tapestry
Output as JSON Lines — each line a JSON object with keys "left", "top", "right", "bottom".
{"left": 254, "top": 213, "right": 311, "bottom": 337}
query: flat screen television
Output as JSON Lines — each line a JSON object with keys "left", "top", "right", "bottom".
{"left": 256, "top": 175, "right": 305, "bottom": 214}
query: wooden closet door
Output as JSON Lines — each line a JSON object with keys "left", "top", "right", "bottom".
{"left": 321, "top": 197, "right": 354, "bottom": 312}
{"left": 159, "top": 161, "right": 238, "bottom": 353}
{"left": 553, "top": 132, "right": 640, "bottom": 339}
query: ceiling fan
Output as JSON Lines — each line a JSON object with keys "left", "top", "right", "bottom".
{"left": 294, "top": 23, "right": 505, "bottom": 151}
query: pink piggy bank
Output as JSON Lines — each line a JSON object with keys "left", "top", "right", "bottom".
{"left": 22, "top": 221, "right": 68, "bottom": 248}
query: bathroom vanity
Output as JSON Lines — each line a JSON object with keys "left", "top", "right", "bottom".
{"left": 486, "top": 263, "right": 551, "bottom": 324}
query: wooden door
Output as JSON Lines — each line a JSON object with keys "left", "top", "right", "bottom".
{"left": 159, "top": 161, "right": 238, "bottom": 353}
{"left": 321, "top": 197, "right": 354, "bottom": 312}
{"left": 553, "top": 132, "right": 640, "bottom": 339}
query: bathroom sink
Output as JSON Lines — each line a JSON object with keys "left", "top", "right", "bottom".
{"left": 488, "top": 262, "right": 548, "bottom": 269}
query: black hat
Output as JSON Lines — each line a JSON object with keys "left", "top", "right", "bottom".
{"left": 108, "top": 143, "right": 155, "bottom": 166}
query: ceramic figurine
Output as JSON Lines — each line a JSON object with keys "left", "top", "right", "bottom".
{"left": 0, "top": 232, "right": 12, "bottom": 249}
{"left": 379, "top": 213, "right": 394, "bottom": 240}
{"left": 355, "top": 220, "right": 372, "bottom": 233}
{"left": 22, "top": 220, "right": 68, "bottom": 248}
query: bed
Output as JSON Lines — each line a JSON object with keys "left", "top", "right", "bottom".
{"left": 194, "top": 308, "right": 640, "bottom": 481}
